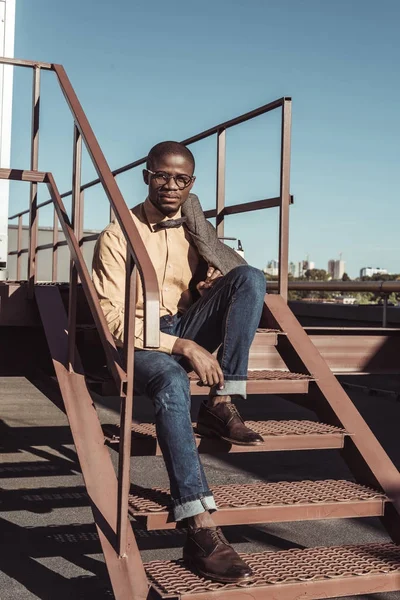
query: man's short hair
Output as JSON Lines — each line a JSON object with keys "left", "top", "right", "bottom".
{"left": 146, "top": 141, "right": 195, "bottom": 173}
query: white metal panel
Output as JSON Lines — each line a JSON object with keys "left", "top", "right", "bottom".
{"left": 0, "top": 0, "right": 16, "bottom": 275}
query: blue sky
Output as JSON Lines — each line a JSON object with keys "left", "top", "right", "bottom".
{"left": 9, "top": 0, "right": 400, "bottom": 277}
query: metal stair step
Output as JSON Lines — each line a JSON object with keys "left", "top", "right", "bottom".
{"left": 189, "top": 370, "right": 313, "bottom": 395}
{"left": 146, "top": 542, "right": 400, "bottom": 599}
{"left": 129, "top": 479, "right": 387, "bottom": 530}
{"left": 103, "top": 419, "right": 347, "bottom": 455}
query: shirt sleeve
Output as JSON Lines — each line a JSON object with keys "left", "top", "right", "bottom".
{"left": 92, "top": 229, "right": 178, "bottom": 354}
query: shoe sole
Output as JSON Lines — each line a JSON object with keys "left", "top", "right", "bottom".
{"left": 183, "top": 558, "right": 254, "bottom": 584}
{"left": 195, "top": 425, "right": 263, "bottom": 446}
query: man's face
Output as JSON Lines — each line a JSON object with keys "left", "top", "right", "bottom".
{"left": 143, "top": 153, "right": 195, "bottom": 217}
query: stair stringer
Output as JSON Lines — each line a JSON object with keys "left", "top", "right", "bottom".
{"left": 35, "top": 285, "right": 149, "bottom": 600}
{"left": 265, "top": 293, "right": 400, "bottom": 543}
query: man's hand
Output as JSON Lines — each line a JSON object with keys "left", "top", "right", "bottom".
{"left": 196, "top": 266, "right": 223, "bottom": 296}
{"left": 172, "top": 338, "right": 225, "bottom": 389}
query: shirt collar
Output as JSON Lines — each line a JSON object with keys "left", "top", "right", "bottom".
{"left": 143, "top": 197, "right": 182, "bottom": 233}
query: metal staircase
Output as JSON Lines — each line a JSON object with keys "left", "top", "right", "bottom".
{"left": 1, "top": 56, "right": 400, "bottom": 600}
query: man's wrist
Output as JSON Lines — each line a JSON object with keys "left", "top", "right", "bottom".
{"left": 172, "top": 337, "right": 196, "bottom": 357}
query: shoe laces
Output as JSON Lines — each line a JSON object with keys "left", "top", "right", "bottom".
{"left": 227, "top": 403, "right": 244, "bottom": 423}
{"left": 210, "top": 528, "right": 228, "bottom": 546}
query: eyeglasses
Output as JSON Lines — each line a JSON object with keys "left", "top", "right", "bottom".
{"left": 146, "top": 169, "right": 195, "bottom": 190}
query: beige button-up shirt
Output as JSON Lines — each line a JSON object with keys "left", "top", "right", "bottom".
{"left": 92, "top": 198, "right": 200, "bottom": 354}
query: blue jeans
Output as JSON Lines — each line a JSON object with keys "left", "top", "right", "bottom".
{"left": 133, "top": 265, "right": 266, "bottom": 521}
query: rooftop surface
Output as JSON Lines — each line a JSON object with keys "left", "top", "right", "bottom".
{"left": 1, "top": 375, "right": 400, "bottom": 600}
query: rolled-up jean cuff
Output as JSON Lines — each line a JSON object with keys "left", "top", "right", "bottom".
{"left": 173, "top": 494, "right": 217, "bottom": 522}
{"left": 212, "top": 379, "right": 247, "bottom": 400}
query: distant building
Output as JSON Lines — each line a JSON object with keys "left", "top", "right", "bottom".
{"left": 327, "top": 260, "right": 335, "bottom": 279}
{"left": 264, "top": 259, "right": 279, "bottom": 277}
{"left": 360, "top": 267, "right": 388, "bottom": 278}
{"left": 328, "top": 259, "right": 345, "bottom": 279}
{"left": 289, "top": 262, "right": 297, "bottom": 277}
{"left": 298, "top": 259, "right": 315, "bottom": 277}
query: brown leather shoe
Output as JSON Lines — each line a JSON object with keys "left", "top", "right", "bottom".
{"left": 196, "top": 401, "right": 264, "bottom": 445}
{"left": 183, "top": 527, "right": 253, "bottom": 583}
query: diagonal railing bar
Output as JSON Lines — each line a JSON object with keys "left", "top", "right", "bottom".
{"left": 52, "top": 63, "right": 160, "bottom": 347}
{"left": 0, "top": 167, "right": 128, "bottom": 391}
{"left": 8, "top": 99, "right": 290, "bottom": 216}
{"left": 266, "top": 294, "right": 400, "bottom": 516}
{"left": 45, "top": 172, "right": 128, "bottom": 394}
{"left": 203, "top": 195, "right": 294, "bottom": 219}
{"left": 1, "top": 56, "right": 160, "bottom": 348}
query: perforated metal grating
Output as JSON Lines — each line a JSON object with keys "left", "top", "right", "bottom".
{"left": 104, "top": 419, "right": 346, "bottom": 445}
{"left": 188, "top": 370, "right": 312, "bottom": 382}
{"left": 145, "top": 543, "right": 400, "bottom": 596}
{"left": 128, "top": 480, "right": 386, "bottom": 514}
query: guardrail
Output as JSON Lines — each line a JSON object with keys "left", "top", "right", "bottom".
{"left": 266, "top": 280, "right": 400, "bottom": 327}
{"left": 4, "top": 56, "right": 293, "bottom": 301}
{"left": 1, "top": 56, "right": 160, "bottom": 347}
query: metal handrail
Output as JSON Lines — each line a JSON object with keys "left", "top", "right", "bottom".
{"left": 1, "top": 56, "right": 160, "bottom": 347}
{"left": 5, "top": 57, "right": 292, "bottom": 299}
{"left": 7, "top": 98, "right": 289, "bottom": 219}
{"left": 267, "top": 281, "right": 400, "bottom": 293}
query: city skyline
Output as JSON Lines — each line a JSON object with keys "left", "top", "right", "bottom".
{"left": 263, "top": 257, "right": 396, "bottom": 279}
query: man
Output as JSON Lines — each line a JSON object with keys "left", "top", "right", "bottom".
{"left": 92, "top": 141, "right": 267, "bottom": 583}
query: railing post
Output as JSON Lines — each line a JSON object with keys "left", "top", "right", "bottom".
{"left": 117, "top": 255, "right": 136, "bottom": 557}
{"left": 382, "top": 294, "right": 388, "bottom": 328}
{"left": 68, "top": 124, "right": 82, "bottom": 371}
{"left": 52, "top": 208, "right": 58, "bottom": 282}
{"left": 278, "top": 98, "right": 292, "bottom": 303}
{"left": 216, "top": 128, "right": 226, "bottom": 237}
{"left": 28, "top": 66, "right": 41, "bottom": 297}
{"left": 16, "top": 215, "right": 22, "bottom": 280}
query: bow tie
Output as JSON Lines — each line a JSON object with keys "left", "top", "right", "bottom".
{"left": 153, "top": 216, "right": 187, "bottom": 231}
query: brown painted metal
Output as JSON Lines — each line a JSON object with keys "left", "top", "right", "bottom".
{"left": 45, "top": 173, "right": 127, "bottom": 393}
{"left": 52, "top": 209, "right": 58, "bottom": 281}
{"left": 62, "top": 97, "right": 287, "bottom": 195}
{"left": 146, "top": 543, "right": 400, "bottom": 599}
{"left": 216, "top": 128, "right": 226, "bottom": 237}
{"left": 10, "top": 97, "right": 289, "bottom": 228}
{"left": 103, "top": 420, "right": 347, "bottom": 456}
{"left": 203, "top": 195, "right": 294, "bottom": 219}
{"left": 117, "top": 258, "right": 136, "bottom": 557}
{"left": 27, "top": 67, "right": 41, "bottom": 297}
{"left": 129, "top": 480, "right": 386, "bottom": 530}
{"left": 268, "top": 280, "right": 400, "bottom": 292}
{"left": 249, "top": 328, "right": 400, "bottom": 374}
{"left": 278, "top": 99, "right": 292, "bottom": 302}
{"left": 16, "top": 215, "right": 22, "bottom": 280}
{"left": 52, "top": 63, "right": 160, "bottom": 348}
{"left": 0, "top": 56, "right": 52, "bottom": 69}
{"left": 0, "top": 168, "right": 47, "bottom": 183}
{"left": 266, "top": 294, "right": 400, "bottom": 520}
{"left": 68, "top": 126, "right": 83, "bottom": 371}
{"left": 190, "top": 369, "right": 311, "bottom": 395}
{"left": 34, "top": 286, "right": 149, "bottom": 600}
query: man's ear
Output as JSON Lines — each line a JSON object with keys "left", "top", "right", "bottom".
{"left": 143, "top": 169, "right": 149, "bottom": 185}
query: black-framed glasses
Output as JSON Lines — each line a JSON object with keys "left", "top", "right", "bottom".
{"left": 146, "top": 169, "right": 195, "bottom": 190}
